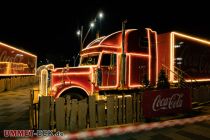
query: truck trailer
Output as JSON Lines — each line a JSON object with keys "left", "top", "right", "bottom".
{"left": 41, "top": 28, "right": 210, "bottom": 99}
{"left": 0, "top": 42, "right": 37, "bottom": 76}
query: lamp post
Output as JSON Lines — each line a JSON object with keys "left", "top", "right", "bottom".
{"left": 73, "top": 53, "right": 80, "bottom": 67}
{"left": 77, "top": 22, "right": 95, "bottom": 51}
{"left": 76, "top": 11, "right": 104, "bottom": 50}
{"left": 77, "top": 26, "right": 83, "bottom": 51}
{"left": 97, "top": 12, "right": 103, "bottom": 38}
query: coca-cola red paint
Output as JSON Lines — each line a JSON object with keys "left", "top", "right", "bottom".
{"left": 142, "top": 88, "right": 192, "bottom": 118}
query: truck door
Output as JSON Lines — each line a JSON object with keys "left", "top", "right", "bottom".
{"left": 100, "top": 53, "right": 117, "bottom": 87}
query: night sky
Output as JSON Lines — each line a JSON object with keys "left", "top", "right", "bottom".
{"left": 0, "top": 1, "right": 209, "bottom": 67}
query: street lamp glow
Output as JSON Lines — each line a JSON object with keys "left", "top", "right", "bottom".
{"left": 76, "top": 30, "right": 80, "bottom": 36}
{"left": 99, "top": 12, "right": 103, "bottom": 19}
{"left": 90, "top": 22, "right": 95, "bottom": 28}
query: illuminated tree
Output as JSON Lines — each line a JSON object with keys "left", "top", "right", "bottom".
{"left": 157, "top": 69, "right": 170, "bottom": 89}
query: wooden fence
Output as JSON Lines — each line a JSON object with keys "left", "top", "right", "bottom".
{"left": 30, "top": 94, "right": 143, "bottom": 131}
{"left": 0, "top": 76, "right": 38, "bottom": 92}
{"left": 29, "top": 86, "right": 210, "bottom": 132}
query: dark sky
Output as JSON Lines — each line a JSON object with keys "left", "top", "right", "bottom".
{"left": 0, "top": 1, "right": 210, "bottom": 67}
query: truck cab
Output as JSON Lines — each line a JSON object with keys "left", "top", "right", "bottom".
{"left": 48, "top": 28, "right": 158, "bottom": 99}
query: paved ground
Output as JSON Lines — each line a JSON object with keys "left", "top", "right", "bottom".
{"left": 0, "top": 85, "right": 33, "bottom": 131}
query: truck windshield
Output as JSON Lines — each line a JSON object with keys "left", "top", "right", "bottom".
{"left": 80, "top": 55, "right": 99, "bottom": 65}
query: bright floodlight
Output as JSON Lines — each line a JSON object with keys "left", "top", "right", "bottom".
{"left": 76, "top": 30, "right": 80, "bottom": 36}
{"left": 90, "top": 22, "right": 95, "bottom": 28}
{"left": 99, "top": 12, "right": 103, "bottom": 19}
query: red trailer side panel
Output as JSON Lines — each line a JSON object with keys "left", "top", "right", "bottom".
{"left": 157, "top": 33, "right": 171, "bottom": 80}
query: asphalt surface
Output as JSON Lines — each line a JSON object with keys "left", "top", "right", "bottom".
{"left": 0, "top": 86, "right": 33, "bottom": 131}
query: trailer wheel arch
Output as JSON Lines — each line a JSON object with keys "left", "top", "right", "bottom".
{"left": 59, "top": 86, "right": 89, "bottom": 100}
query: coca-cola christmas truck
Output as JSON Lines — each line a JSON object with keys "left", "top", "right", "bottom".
{"left": 42, "top": 27, "right": 210, "bottom": 100}
{"left": 0, "top": 42, "right": 37, "bottom": 76}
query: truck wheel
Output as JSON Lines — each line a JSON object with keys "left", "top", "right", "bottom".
{"left": 61, "top": 93, "right": 86, "bottom": 101}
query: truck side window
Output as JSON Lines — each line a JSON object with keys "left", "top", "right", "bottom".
{"left": 101, "top": 54, "right": 116, "bottom": 66}
{"left": 138, "top": 29, "right": 148, "bottom": 53}
{"left": 81, "top": 55, "right": 99, "bottom": 65}
{"left": 139, "top": 36, "right": 148, "bottom": 49}
{"left": 101, "top": 54, "right": 111, "bottom": 66}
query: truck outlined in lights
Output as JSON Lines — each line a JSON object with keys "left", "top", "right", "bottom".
{"left": 42, "top": 28, "right": 210, "bottom": 99}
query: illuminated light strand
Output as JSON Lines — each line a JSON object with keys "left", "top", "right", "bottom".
{"left": 0, "top": 62, "right": 28, "bottom": 65}
{"left": 146, "top": 28, "right": 158, "bottom": 84}
{"left": 52, "top": 72, "right": 91, "bottom": 76}
{"left": 52, "top": 69, "right": 92, "bottom": 97}
{"left": 99, "top": 30, "right": 122, "bottom": 46}
{"left": 81, "top": 30, "right": 122, "bottom": 51}
{"left": 79, "top": 65, "right": 98, "bottom": 68}
{"left": 86, "top": 36, "right": 106, "bottom": 49}
{"left": 80, "top": 46, "right": 121, "bottom": 56}
{"left": 85, "top": 45, "right": 121, "bottom": 50}
{"left": 80, "top": 52, "right": 100, "bottom": 56}
{"left": 54, "top": 66, "right": 91, "bottom": 70}
{"left": 52, "top": 74, "right": 92, "bottom": 97}
{"left": 45, "top": 64, "right": 54, "bottom": 70}
{"left": 170, "top": 32, "right": 175, "bottom": 82}
{"left": 51, "top": 59, "right": 94, "bottom": 97}
{"left": 40, "top": 69, "right": 48, "bottom": 96}
{"left": 98, "top": 29, "right": 137, "bottom": 46}
{"left": 0, "top": 43, "right": 37, "bottom": 75}
{"left": 146, "top": 28, "right": 151, "bottom": 81}
{"left": 0, "top": 74, "right": 35, "bottom": 76}
{"left": 97, "top": 45, "right": 121, "bottom": 48}
{"left": 173, "top": 32, "right": 210, "bottom": 45}
{"left": 154, "top": 30, "right": 158, "bottom": 84}
{"left": 82, "top": 29, "right": 138, "bottom": 52}
{"left": 53, "top": 67, "right": 91, "bottom": 73}
{"left": 0, "top": 62, "right": 30, "bottom": 75}
{"left": 128, "top": 54, "right": 145, "bottom": 88}
{"left": 56, "top": 85, "right": 89, "bottom": 99}
{"left": 0, "top": 42, "right": 37, "bottom": 57}
{"left": 81, "top": 30, "right": 143, "bottom": 89}
{"left": 127, "top": 53, "right": 149, "bottom": 57}
{"left": 173, "top": 79, "right": 210, "bottom": 83}
{"left": 120, "top": 29, "right": 138, "bottom": 54}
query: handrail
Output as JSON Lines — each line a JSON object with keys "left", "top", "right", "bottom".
{"left": 161, "top": 64, "right": 193, "bottom": 88}
{"left": 173, "top": 66, "right": 198, "bottom": 83}
{"left": 161, "top": 64, "right": 179, "bottom": 78}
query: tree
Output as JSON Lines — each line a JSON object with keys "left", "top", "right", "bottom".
{"left": 157, "top": 69, "right": 170, "bottom": 89}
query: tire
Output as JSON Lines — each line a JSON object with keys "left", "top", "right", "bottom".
{"left": 60, "top": 92, "right": 86, "bottom": 101}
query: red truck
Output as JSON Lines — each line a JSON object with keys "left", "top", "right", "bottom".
{"left": 43, "top": 27, "right": 210, "bottom": 99}
{"left": 0, "top": 42, "right": 37, "bottom": 76}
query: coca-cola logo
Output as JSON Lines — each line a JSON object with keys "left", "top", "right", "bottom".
{"left": 0, "top": 51, "right": 23, "bottom": 63}
{"left": 152, "top": 93, "right": 183, "bottom": 111}
{"left": 0, "top": 50, "right": 36, "bottom": 73}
